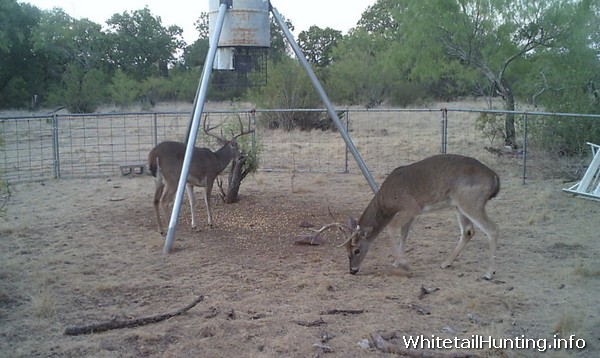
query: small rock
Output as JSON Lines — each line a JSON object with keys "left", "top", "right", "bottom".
{"left": 357, "top": 339, "right": 371, "bottom": 349}
{"left": 313, "top": 343, "right": 334, "bottom": 353}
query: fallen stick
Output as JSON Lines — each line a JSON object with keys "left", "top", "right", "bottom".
{"left": 320, "top": 309, "right": 364, "bottom": 315}
{"left": 293, "top": 317, "right": 327, "bottom": 327}
{"left": 64, "top": 295, "right": 204, "bottom": 336}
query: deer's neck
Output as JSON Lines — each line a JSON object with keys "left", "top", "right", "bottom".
{"left": 358, "top": 194, "right": 393, "bottom": 240}
{"left": 214, "top": 143, "right": 236, "bottom": 172}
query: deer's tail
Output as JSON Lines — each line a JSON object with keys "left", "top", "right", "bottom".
{"left": 148, "top": 150, "right": 159, "bottom": 178}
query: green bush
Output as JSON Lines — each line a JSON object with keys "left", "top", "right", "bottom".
{"left": 109, "top": 69, "right": 140, "bottom": 109}
{"left": 249, "top": 58, "right": 326, "bottom": 131}
{"left": 529, "top": 116, "right": 600, "bottom": 157}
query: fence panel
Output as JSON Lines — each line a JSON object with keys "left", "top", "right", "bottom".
{"left": 0, "top": 116, "right": 55, "bottom": 182}
{"left": 1, "top": 108, "right": 598, "bottom": 184}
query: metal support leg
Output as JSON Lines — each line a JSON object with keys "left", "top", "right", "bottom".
{"left": 270, "top": 4, "right": 378, "bottom": 194}
{"left": 163, "top": 2, "right": 229, "bottom": 253}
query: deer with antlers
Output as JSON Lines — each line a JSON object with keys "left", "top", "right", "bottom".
{"left": 312, "top": 154, "right": 500, "bottom": 280}
{"left": 148, "top": 116, "right": 254, "bottom": 234}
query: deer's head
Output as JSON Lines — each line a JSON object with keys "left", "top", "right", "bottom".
{"left": 203, "top": 114, "right": 254, "bottom": 160}
{"left": 343, "top": 218, "right": 373, "bottom": 275}
{"left": 310, "top": 219, "right": 374, "bottom": 275}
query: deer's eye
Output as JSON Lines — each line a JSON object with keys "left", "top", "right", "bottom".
{"left": 353, "top": 248, "right": 361, "bottom": 256}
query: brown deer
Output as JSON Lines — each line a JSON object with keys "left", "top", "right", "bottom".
{"left": 313, "top": 154, "right": 500, "bottom": 280}
{"left": 148, "top": 118, "right": 253, "bottom": 234}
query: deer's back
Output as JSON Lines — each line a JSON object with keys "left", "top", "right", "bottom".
{"left": 378, "top": 154, "right": 499, "bottom": 210}
{"left": 149, "top": 141, "right": 216, "bottom": 185}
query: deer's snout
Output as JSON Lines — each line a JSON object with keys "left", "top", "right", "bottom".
{"left": 349, "top": 268, "right": 359, "bottom": 275}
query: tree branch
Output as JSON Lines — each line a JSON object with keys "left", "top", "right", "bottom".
{"left": 64, "top": 295, "right": 204, "bottom": 335}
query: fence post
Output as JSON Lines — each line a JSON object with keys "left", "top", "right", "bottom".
{"left": 52, "top": 114, "right": 60, "bottom": 178}
{"left": 152, "top": 113, "right": 158, "bottom": 147}
{"left": 344, "top": 111, "right": 349, "bottom": 173}
{"left": 250, "top": 109, "right": 257, "bottom": 155}
{"left": 441, "top": 108, "right": 448, "bottom": 154}
{"left": 522, "top": 113, "right": 528, "bottom": 185}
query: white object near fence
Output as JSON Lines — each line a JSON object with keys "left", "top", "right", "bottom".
{"left": 563, "top": 142, "right": 600, "bottom": 200}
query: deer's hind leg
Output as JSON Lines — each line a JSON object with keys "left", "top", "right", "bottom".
{"left": 441, "top": 211, "right": 475, "bottom": 269}
{"left": 203, "top": 181, "right": 214, "bottom": 227}
{"left": 153, "top": 177, "right": 166, "bottom": 234}
{"left": 185, "top": 184, "right": 198, "bottom": 229}
{"left": 451, "top": 201, "right": 498, "bottom": 280}
{"left": 158, "top": 182, "right": 177, "bottom": 235}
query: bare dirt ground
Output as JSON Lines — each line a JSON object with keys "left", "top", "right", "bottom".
{"left": 1, "top": 163, "right": 599, "bottom": 357}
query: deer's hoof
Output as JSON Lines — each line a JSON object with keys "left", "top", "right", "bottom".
{"left": 483, "top": 271, "right": 495, "bottom": 281}
{"left": 392, "top": 260, "right": 410, "bottom": 271}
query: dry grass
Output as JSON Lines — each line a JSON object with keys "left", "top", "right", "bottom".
{"left": 28, "top": 286, "right": 57, "bottom": 319}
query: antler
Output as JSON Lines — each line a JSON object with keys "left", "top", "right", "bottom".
{"left": 202, "top": 114, "right": 227, "bottom": 143}
{"left": 308, "top": 222, "right": 354, "bottom": 247}
{"left": 233, "top": 113, "right": 255, "bottom": 139}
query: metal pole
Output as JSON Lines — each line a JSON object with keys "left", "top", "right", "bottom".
{"left": 522, "top": 114, "right": 528, "bottom": 185}
{"left": 152, "top": 113, "right": 158, "bottom": 147}
{"left": 344, "top": 111, "right": 349, "bottom": 173}
{"left": 52, "top": 114, "right": 60, "bottom": 178}
{"left": 441, "top": 108, "right": 448, "bottom": 154}
{"left": 270, "top": 4, "right": 378, "bottom": 193}
{"left": 163, "top": 2, "right": 228, "bottom": 253}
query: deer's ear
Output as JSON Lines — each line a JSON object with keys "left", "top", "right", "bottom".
{"left": 347, "top": 217, "right": 358, "bottom": 229}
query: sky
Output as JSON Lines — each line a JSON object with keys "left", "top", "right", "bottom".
{"left": 19, "top": 0, "right": 377, "bottom": 44}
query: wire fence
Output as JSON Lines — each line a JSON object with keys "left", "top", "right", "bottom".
{"left": 1, "top": 108, "right": 599, "bottom": 184}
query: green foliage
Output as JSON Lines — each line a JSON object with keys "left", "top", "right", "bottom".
{"left": 529, "top": 116, "right": 600, "bottom": 157}
{"left": 2, "top": 76, "right": 30, "bottom": 108}
{"left": 268, "top": 15, "right": 294, "bottom": 63}
{"left": 298, "top": 26, "right": 342, "bottom": 68}
{"left": 236, "top": 129, "right": 261, "bottom": 176}
{"left": 183, "top": 39, "right": 209, "bottom": 69}
{"left": 53, "top": 65, "right": 108, "bottom": 113}
{"left": 0, "top": 0, "right": 42, "bottom": 109}
{"left": 327, "top": 29, "right": 389, "bottom": 106}
{"left": 109, "top": 70, "right": 140, "bottom": 108}
{"left": 249, "top": 58, "right": 324, "bottom": 130}
{"left": 475, "top": 113, "right": 506, "bottom": 146}
{"left": 106, "top": 6, "right": 185, "bottom": 80}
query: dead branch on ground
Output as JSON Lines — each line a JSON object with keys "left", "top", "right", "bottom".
{"left": 64, "top": 295, "right": 204, "bottom": 335}
{"left": 293, "top": 317, "right": 327, "bottom": 327}
{"left": 320, "top": 309, "right": 364, "bottom": 315}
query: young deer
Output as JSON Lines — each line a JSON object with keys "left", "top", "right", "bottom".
{"left": 148, "top": 119, "right": 253, "bottom": 234}
{"left": 314, "top": 154, "right": 500, "bottom": 280}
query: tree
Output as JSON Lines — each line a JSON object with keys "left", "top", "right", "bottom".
{"left": 327, "top": 29, "right": 390, "bottom": 107}
{"left": 220, "top": 120, "right": 260, "bottom": 204}
{"left": 298, "top": 26, "right": 342, "bottom": 68}
{"left": 0, "top": 0, "right": 42, "bottom": 108}
{"left": 401, "top": 0, "right": 584, "bottom": 148}
{"left": 106, "top": 7, "right": 184, "bottom": 80}
{"left": 250, "top": 57, "right": 323, "bottom": 130}
{"left": 31, "top": 8, "right": 111, "bottom": 111}
{"left": 109, "top": 69, "right": 140, "bottom": 108}
{"left": 268, "top": 15, "right": 294, "bottom": 63}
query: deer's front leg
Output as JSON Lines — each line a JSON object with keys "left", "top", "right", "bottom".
{"left": 387, "top": 216, "right": 414, "bottom": 270}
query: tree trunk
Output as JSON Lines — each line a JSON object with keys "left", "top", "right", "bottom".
{"left": 223, "top": 156, "right": 247, "bottom": 204}
{"left": 504, "top": 93, "right": 516, "bottom": 149}
{"left": 496, "top": 79, "right": 517, "bottom": 149}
